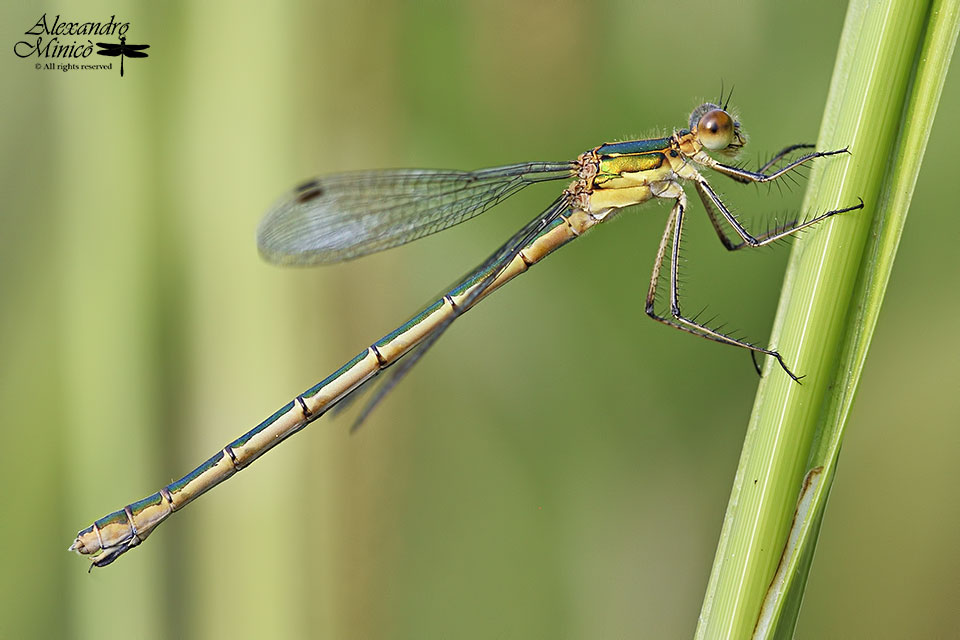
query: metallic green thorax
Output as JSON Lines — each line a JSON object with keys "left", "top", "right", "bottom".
{"left": 595, "top": 136, "right": 672, "bottom": 157}
{"left": 593, "top": 136, "right": 673, "bottom": 189}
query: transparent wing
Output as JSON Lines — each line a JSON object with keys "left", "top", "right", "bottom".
{"left": 256, "top": 161, "right": 575, "bottom": 265}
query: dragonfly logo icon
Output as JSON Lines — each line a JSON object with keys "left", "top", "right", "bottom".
{"left": 95, "top": 36, "right": 149, "bottom": 77}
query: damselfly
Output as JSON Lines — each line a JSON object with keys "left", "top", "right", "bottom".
{"left": 71, "top": 98, "right": 863, "bottom": 568}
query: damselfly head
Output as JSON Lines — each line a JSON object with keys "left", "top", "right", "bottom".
{"left": 689, "top": 103, "right": 745, "bottom": 156}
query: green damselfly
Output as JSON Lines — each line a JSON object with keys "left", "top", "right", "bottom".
{"left": 71, "top": 98, "right": 862, "bottom": 569}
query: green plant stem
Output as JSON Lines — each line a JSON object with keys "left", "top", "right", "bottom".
{"left": 695, "top": 1, "right": 960, "bottom": 638}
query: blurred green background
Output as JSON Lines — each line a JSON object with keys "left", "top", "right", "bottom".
{"left": 2, "top": 2, "right": 958, "bottom": 638}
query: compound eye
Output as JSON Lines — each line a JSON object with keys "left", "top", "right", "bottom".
{"left": 698, "top": 109, "right": 735, "bottom": 151}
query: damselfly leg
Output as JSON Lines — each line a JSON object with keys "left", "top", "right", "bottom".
{"left": 646, "top": 145, "right": 863, "bottom": 380}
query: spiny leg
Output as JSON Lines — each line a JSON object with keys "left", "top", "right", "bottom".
{"left": 697, "top": 183, "right": 739, "bottom": 251}
{"left": 758, "top": 144, "right": 815, "bottom": 173}
{"left": 708, "top": 147, "right": 850, "bottom": 185}
{"left": 644, "top": 186, "right": 803, "bottom": 381}
{"left": 644, "top": 192, "right": 757, "bottom": 348}
{"left": 758, "top": 144, "right": 815, "bottom": 196}
{"left": 644, "top": 201, "right": 729, "bottom": 346}
{"left": 697, "top": 182, "right": 830, "bottom": 251}
{"left": 696, "top": 179, "right": 863, "bottom": 251}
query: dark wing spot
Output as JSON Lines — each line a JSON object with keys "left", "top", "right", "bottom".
{"left": 296, "top": 186, "right": 325, "bottom": 204}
